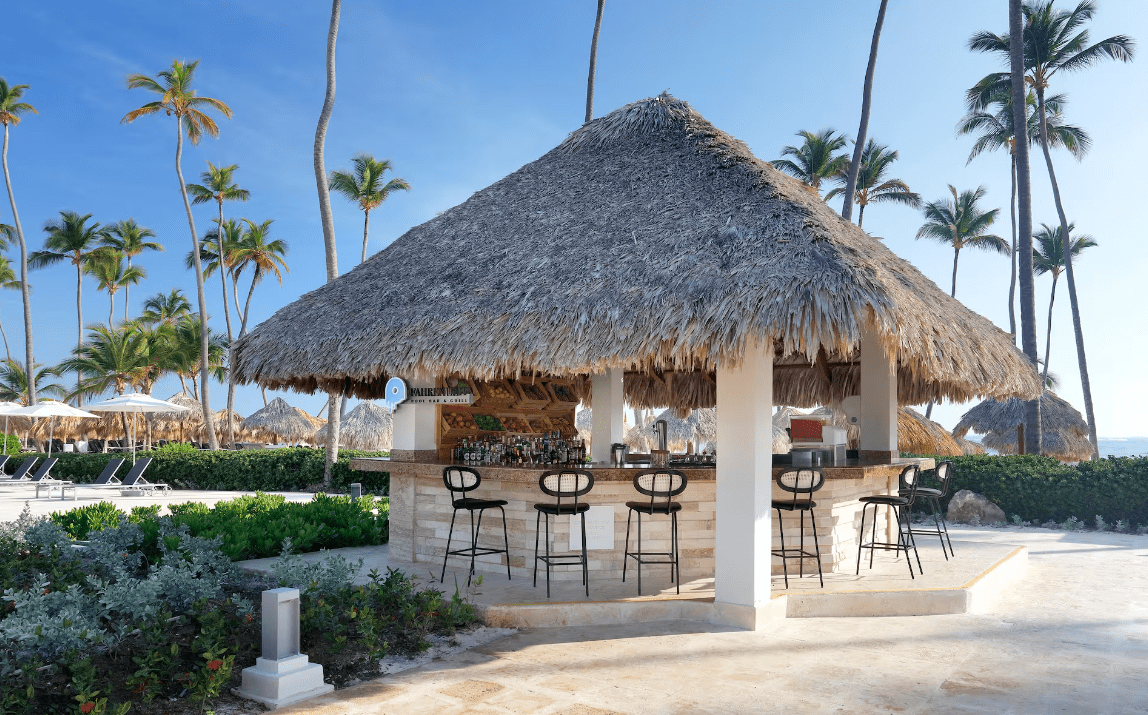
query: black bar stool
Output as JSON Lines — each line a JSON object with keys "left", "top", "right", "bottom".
{"left": 904, "top": 460, "right": 956, "bottom": 559}
{"left": 623, "top": 468, "right": 687, "bottom": 595}
{"left": 856, "top": 464, "right": 923, "bottom": 579}
{"left": 440, "top": 466, "right": 511, "bottom": 586}
{"left": 533, "top": 469, "right": 594, "bottom": 598}
{"left": 771, "top": 468, "right": 825, "bottom": 589}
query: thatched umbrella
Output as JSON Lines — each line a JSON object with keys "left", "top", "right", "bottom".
{"left": 953, "top": 391, "right": 1091, "bottom": 462}
{"left": 232, "top": 93, "right": 1039, "bottom": 410}
{"left": 312, "top": 401, "right": 391, "bottom": 451}
{"left": 954, "top": 436, "right": 986, "bottom": 456}
{"left": 897, "top": 407, "right": 962, "bottom": 456}
{"left": 243, "top": 397, "right": 318, "bottom": 442}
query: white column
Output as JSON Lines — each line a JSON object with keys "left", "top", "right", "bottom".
{"left": 590, "top": 368, "right": 624, "bottom": 464}
{"left": 859, "top": 323, "right": 898, "bottom": 459}
{"left": 391, "top": 378, "right": 437, "bottom": 452}
{"left": 715, "top": 340, "right": 773, "bottom": 627}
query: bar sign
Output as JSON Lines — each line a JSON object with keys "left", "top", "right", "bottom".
{"left": 570, "top": 505, "right": 615, "bottom": 551}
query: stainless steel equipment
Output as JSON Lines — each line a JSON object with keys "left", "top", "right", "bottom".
{"left": 611, "top": 443, "right": 629, "bottom": 467}
{"left": 652, "top": 419, "right": 668, "bottom": 452}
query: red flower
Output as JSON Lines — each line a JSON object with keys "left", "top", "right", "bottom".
{"left": 80, "top": 703, "right": 95, "bottom": 714}
{"left": 207, "top": 659, "right": 223, "bottom": 671}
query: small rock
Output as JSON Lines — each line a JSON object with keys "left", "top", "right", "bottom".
{"left": 947, "top": 489, "right": 1006, "bottom": 525}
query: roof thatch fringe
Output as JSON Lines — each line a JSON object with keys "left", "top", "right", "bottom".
{"left": 232, "top": 93, "right": 1040, "bottom": 410}
{"left": 953, "top": 391, "right": 1091, "bottom": 461}
{"left": 954, "top": 436, "right": 986, "bottom": 455}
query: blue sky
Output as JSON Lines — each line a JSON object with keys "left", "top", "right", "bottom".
{"left": 2, "top": 0, "right": 1145, "bottom": 436}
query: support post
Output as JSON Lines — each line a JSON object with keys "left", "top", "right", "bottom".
{"left": 235, "top": 588, "right": 333, "bottom": 709}
{"left": 590, "top": 368, "right": 624, "bottom": 464}
{"left": 714, "top": 340, "right": 776, "bottom": 629}
{"left": 391, "top": 377, "right": 438, "bottom": 462}
{"left": 860, "top": 323, "right": 898, "bottom": 462}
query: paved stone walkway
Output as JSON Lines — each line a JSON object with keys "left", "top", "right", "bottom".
{"left": 278, "top": 525, "right": 1148, "bottom": 714}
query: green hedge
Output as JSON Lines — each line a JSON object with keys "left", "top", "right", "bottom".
{"left": 911, "top": 454, "right": 1148, "bottom": 526}
{"left": 50, "top": 492, "right": 389, "bottom": 560}
{"left": 6, "top": 447, "right": 390, "bottom": 494}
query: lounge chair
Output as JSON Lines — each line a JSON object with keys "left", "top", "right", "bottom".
{"left": 114, "top": 458, "right": 169, "bottom": 495}
{"left": 44, "top": 458, "right": 126, "bottom": 501}
{"left": 0, "top": 455, "right": 10, "bottom": 474}
{"left": 21, "top": 459, "right": 73, "bottom": 499}
{"left": 5, "top": 456, "right": 38, "bottom": 481}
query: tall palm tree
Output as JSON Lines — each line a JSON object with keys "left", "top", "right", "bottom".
{"left": 585, "top": 0, "right": 606, "bottom": 123}
{"left": 329, "top": 154, "right": 410, "bottom": 263}
{"left": 825, "top": 139, "right": 919, "bottom": 228}
{"left": 1032, "top": 222, "right": 1096, "bottom": 384}
{"left": 121, "top": 60, "right": 232, "bottom": 450}
{"left": 0, "top": 79, "right": 38, "bottom": 405}
{"left": 840, "top": 0, "right": 889, "bottom": 222}
{"left": 315, "top": 0, "right": 343, "bottom": 483}
{"left": 29, "top": 211, "right": 107, "bottom": 401}
{"left": 771, "top": 129, "right": 850, "bottom": 193}
{"left": 57, "top": 323, "right": 150, "bottom": 400}
{"left": 232, "top": 219, "right": 289, "bottom": 337}
{"left": 140, "top": 288, "right": 192, "bottom": 329}
{"left": 188, "top": 219, "right": 245, "bottom": 335}
{"left": 969, "top": 0, "right": 1134, "bottom": 459}
{"left": 169, "top": 316, "right": 228, "bottom": 402}
{"left": 0, "top": 253, "right": 21, "bottom": 362}
{"left": 0, "top": 359, "right": 64, "bottom": 405}
{"left": 958, "top": 87, "right": 1089, "bottom": 340}
{"left": 187, "top": 162, "right": 249, "bottom": 341}
{"left": 102, "top": 219, "right": 162, "bottom": 321}
{"left": 916, "top": 186, "right": 1009, "bottom": 297}
{"left": 86, "top": 250, "right": 146, "bottom": 326}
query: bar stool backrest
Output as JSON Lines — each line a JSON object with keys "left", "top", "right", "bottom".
{"left": 934, "top": 461, "right": 955, "bottom": 497}
{"left": 443, "top": 466, "right": 482, "bottom": 501}
{"left": 899, "top": 464, "right": 921, "bottom": 506}
{"left": 633, "top": 469, "right": 688, "bottom": 510}
{"left": 539, "top": 469, "right": 594, "bottom": 511}
{"left": 776, "top": 469, "right": 825, "bottom": 495}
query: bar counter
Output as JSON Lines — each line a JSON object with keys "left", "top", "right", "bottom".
{"left": 352, "top": 456, "right": 933, "bottom": 583}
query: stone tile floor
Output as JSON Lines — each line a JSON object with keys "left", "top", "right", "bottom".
{"left": 273, "top": 525, "right": 1148, "bottom": 714}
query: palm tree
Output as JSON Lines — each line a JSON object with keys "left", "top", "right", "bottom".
{"left": 0, "top": 253, "right": 22, "bottom": 362}
{"left": 315, "top": 0, "right": 343, "bottom": 483}
{"left": 140, "top": 288, "right": 192, "bottom": 329}
{"left": 232, "top": 219, "right": 289, "bottom": 337}
{"left": 57, "top": 323, "right": 150, "bottom": 400}
{"left": 122, "top": 60, "right": 231, "bottom": 450}
{"left": 771, "top": 129, "right": 850, "bottom": 193}
{"left": 187, "top": 162, "right": 250, "bottom": 341}
{"left": 86, "top": 250, "right": 146, "bottom": 326}
{"left": 0, "top": 360, "right": 64, "bottom": 405}
{"left": 585, "top": 0, "right": 606, "bottom": 123}
{"left": 840, "top": 0, "right": 889, "bottom": 222}
{"left": 916, "top": 186, "right": 1009, "bottom": 297}
{"left": 29, "top": 211, "right": 107, "bottom": 401}
{"left": 188, "top": 219, "right": 245, "bottom": 328}
{"left": 0, "top": 79, "right": 38, "bottom": 405}
{"left": 969, "top": 0, "right": 1134, "bottom": 459}
{"left": 1032, "top": 222, "right": 1096, "bottom": 384}
{"left": 825, "top": 139, "right": 919, "bottom": 228}
{"left": 168, "top": 316, "right": 228, "bottom": 401}
{"left": 329, "top": 154, "right": 411, "bottom": 263}
{"left": 958, "top": 87, "right": 1089, "bottom": 340}
{"left": 102, "top": 219, "right": 162, "bottom": 321}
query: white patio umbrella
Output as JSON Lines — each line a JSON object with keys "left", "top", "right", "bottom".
{"left": 0, "top": 401, "right": 23, "bottom": 455}
{"left": 11, "top": 401, "right": 96, "bottom": 456}
{"left": 85, "top": 393, "right": 190, "bottom": 463}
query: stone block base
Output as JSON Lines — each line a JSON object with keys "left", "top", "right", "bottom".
{"left": 235, "top": 654, "right": 333, "bottom": 710}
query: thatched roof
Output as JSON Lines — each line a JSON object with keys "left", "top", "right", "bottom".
{"left": 233, "top": 93, "right": 1039, "bottom": 410}
{"left": 897, "top": 407, "right": 962, "bottom": 456}
{"left": 243, "top": 397, "right": 318, "bottom": 440}
{"left": 954, "top": 436, "right": 986, "bottom": 455}
{"left": 953, "top": 391, "right": 1091, "bottom": 461}
{"left": 312, "top": 401, "right": 391, "bottom": 451}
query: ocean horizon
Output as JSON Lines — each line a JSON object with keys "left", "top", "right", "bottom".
{"left": 963, "top": 435, "right": 1148, "bottom": 458}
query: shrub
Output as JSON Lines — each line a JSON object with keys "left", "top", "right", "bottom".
{"left": 909, "top": 454, "right": 1148, "bottom": 527}
{"left": 1, "top": 434, "right": 20, "bottom": 456}
{"left": 48, "top": 493, "right": 390, "bottom": 562}
{"left": 12, "top": 447, "right": 390, "bottom": 494}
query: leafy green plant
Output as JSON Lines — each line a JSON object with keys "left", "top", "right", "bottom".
{"left": 0, "top": 435, "right": 20, "bottom": 457}
{"left": 49, "top": 502, "right": 125, "bottom": 541}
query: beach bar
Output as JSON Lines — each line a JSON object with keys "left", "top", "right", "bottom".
{"left": 233, "top": 93, "right": 1040, "bottom": 628}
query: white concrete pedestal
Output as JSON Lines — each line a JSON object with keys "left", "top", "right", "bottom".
{"left": 236, "top": 654, "right": 333, "bottom": 710}
{"left": 235, "top": 588, "right": 333, "bottom": 709}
